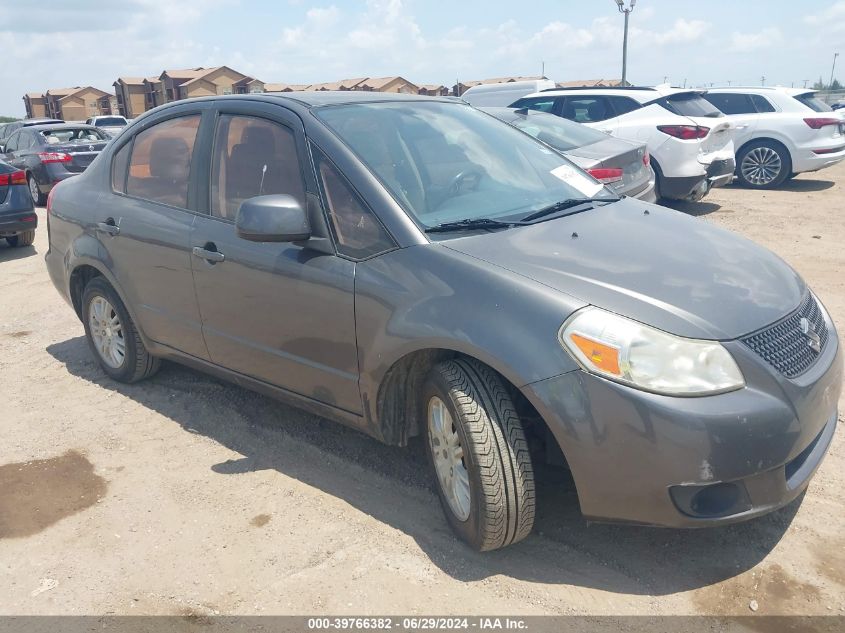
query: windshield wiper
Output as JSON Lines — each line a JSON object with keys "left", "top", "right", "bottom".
{"left": 520, "top": 197, "right": 619, "bottom": 223}
{"left": 424, "top": 218, "right": 527, "bottom": 233}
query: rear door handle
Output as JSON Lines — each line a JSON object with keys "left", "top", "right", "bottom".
{"left": 192, "top": 246, "right": 225, "bottom": 263}
{"left": 97, "top": 219, "right": 120, "bottom": 236}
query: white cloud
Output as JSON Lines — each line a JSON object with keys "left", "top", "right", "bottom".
{"left": 654, "top": 18, "right": 711, "bottom": 45}
{"left": 729, "top": 27, "right": 783, "bottom": 53}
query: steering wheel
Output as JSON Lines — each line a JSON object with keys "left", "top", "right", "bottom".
{"left": 448, "top": 170, "right": 483, "bottom": 196}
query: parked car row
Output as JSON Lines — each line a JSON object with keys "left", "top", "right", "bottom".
{"left": 44, "top": 91, "right": 841, "bottom": 552}
{"left": 463, "top": 81, "right": 845, "bottom": 200}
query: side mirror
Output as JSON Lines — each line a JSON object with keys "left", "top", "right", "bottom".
{"left": 235, "top": 194, "right": 311, "bottom": 243}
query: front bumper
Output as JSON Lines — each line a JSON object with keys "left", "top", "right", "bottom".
{"left": 522, "top": 318, "right": 842, "bottom": 527}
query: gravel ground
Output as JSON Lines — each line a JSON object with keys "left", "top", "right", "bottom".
{"left": 1, "top": 165, "right": 843, "bottom": 617}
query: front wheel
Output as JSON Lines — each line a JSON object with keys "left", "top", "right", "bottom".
{"left": 736, "top": 141, "right": 792, "bottom": 189}
{"left": 6, "top": 230, "right": 35, "bottom": 247}
{"left": 81, "top": 277, "right": 160, "bottom": 383}
{"left": 423, "top": 358, "right": 535, "bottom": 551}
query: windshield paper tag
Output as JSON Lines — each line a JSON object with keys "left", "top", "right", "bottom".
{"left": 550, "top": 165, "right": 604, "bottom": 197}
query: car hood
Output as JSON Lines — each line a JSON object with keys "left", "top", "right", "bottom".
{"left": 441, "top": 199, "right": 805, "bottom": 340}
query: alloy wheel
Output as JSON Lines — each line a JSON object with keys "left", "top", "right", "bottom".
{"left": 28, "top": 177, "right": 40, "bottom": 205}
{"left": 741, "top": 146, "right": 782, "bottom": 186}
{"left": 88, "top": 295, "right": 126, "bottom": 369}
{"left": 428, "top": 396, "right": 471, "bottom": 521}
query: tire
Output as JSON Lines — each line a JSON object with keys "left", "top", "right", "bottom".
{"left": 27, "top": 174, "right": 45, "bottom": 206}
{"left": 736, "top": 140, "right": 792, "bottom": 189}
{"left": 81, "top": 277, "right": 160, "bottom": 383}
{"left": 423, "top": 358, "right": 535, "bottom": 551}
{"left": 5, "top": 230, "right": 35, "bottom": 247}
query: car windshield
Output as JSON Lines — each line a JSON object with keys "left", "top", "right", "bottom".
{"left": 662, "top": 93, "right": 724, "bottom": 118}
{"left": 95, "top": 117, "right": 127, "bottom": 127}
{"left": 794, "top": 93, "right": 833, "bottom": 112}
{"left": 503, "top": 111, "right": 611, "bottom": 151}
{"left": 39, "top": 128, "right": 108, "bottom": 143}
{"left": 316, "top": 101, "right": 614, "bottom": 229}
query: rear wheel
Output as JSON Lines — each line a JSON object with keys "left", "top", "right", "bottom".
{"left": 736, "top": 141, "right": 791, "bottom": 189}
{"left": 81, "top": 277, "right": 160, "bottom": 383}
{"left": 423, "top": 358, "right": 535, "bottom": 551}
{"left": 27, "top": 174, "right": 45, "bottom": 206}
{"left": 5, "top": 230, "right": 35, "bottom": 247}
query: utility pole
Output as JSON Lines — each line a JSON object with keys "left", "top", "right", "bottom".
{"left": 830, "top": 52, "right": 839, "bottom": 90}
{"left": 727, "top": 80, "right": 732, "bottom": 86}
{"left": 614, "top": 0, "right": 637, "bottom": 85}
{"left": 663, "top": 75, "right": 668, "bottom": 84}
{"left": 761, "top": 76, "right": 766, "bottom": 86}
{"left": 541, "top": 61, "right": 545, "bottom": 78}
{"left": 803, "top": 79, "right": 809, "bottom": 88}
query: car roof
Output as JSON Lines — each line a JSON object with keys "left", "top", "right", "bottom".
{"left": 22, "top": 118, "right": 64, "bottom": 126}
{"left": 528, "top": 85, "right": 703, "bottom": 102}
{"left": 706, "top": 86, "right": 814, "bottom": 97}
{"left": 24, "top": 122, "right": 99, "bottom": 131}
{"left": 262, "top": 90, "right": 460, "bottom": 107}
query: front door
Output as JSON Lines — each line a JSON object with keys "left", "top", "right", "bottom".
{"left": 190, "top": 103, "right": 361, "bottom": 414}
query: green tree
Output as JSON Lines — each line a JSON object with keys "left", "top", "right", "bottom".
{"left": 0, "top": 115, "right": 19, "bottom": 123}
{"left": 831, "top": 78, "right": 842, "bottom": 90}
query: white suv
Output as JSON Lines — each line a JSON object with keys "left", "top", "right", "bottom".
{"left": 511, "top": 86, "right": 735, "bottom": 202}
{"left": 703, "top": 87, "right": 845, "bottom": 188}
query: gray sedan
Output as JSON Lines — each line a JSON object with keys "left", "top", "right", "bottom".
{"left": 45, "top": 92, "right": 840, "bottom": 551}
{"left": 483, "top": 106, "right": 656, "bottom": 201}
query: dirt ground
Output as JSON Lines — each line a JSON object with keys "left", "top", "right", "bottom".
{"left": 1, "top": 164, "right": 844, "bottom": 618}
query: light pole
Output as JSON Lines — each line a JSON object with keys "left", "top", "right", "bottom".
{"left": 614, "top": 0, "right": 637, "bottom": 86}
{"left": 829, "top": 52, "right": 839, "bottom": 91}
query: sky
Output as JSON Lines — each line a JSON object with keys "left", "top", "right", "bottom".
{"left": 1, "top": 0, "right": 843, "bottom": 116}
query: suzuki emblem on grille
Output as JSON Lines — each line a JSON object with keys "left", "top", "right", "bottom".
{"left": 799, "top": 317, "right": 822, "bottom": 353}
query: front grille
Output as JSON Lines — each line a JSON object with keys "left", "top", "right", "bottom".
{"left": 741, "top": 293, "right": 829, "bottom": 378}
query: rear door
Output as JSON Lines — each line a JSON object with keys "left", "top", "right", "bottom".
{"left": 189, "top": 101, "right": 362, "bottom": 414}
{"left": 104, "top": 106, "right": 209, "bottom": 359}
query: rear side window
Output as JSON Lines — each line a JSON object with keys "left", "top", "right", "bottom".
{"left": 560, "top": 97, "right": 614, "bottom": 123}
{"left": 702, "top": 93, "right": 755, "bottom": 115}
{"left": 607, "top": 96, "right": 641, "bottom": 116}
{"left": 111, "top": 142, "right": 131, "bottom": 192}
{"left": 126, "top": 115, "right": 200, "bottom": 209}
{"left": 209, "top": 114, "right": 306, "bottom": 220}
{"left": 750, "top": 94, "right": 776, "bottom": 113}
{"left": 661, "top": 93, "right": 723, "bottom": 118}
{"left": 794, "top": 93, "right": 832, "bottom": 112}
{"left": 509, "top": 97, "right": 557, "bottom": 113}
{"left": 313, "top": 147, "right": 395, "bottom": 259}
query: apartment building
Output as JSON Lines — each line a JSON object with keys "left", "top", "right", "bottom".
{"left": 418, "top": 84, "right": 450, "bottom": 96}
{"left": 23, "top": 93, "right": 48, "bottom": 118}
{"left": 113, "top": 77, "right": 153, "bottom": 119}
{"left": 41, "top": 87, "right": 111, "bottom": 121}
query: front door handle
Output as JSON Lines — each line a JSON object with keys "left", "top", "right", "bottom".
{"left": 192, "top": 246, "right": 225, "bottom": 263}
{"left": 97, "top": 218, "right": 120, "bottom": 236}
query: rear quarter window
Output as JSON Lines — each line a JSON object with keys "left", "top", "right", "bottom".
{"left": 750, "top": 94, "right": 776, "bottom": 113}
{"left": 111, "top": 142, "right": 131, "bottom": 193}
{"left": 794, "top": 93, "right": 833, "bottom": 112}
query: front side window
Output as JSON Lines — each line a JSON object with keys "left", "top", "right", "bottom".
{"left": 313, "top": 147, "right": 395, "bottom": 259}
{"left": 509, "top": 97, "right": 557, "bottom": 113}
{"left": 210, "top": 114, "right": 305, "bottom": 220}
{"left": 702, "top": 93, "right": 755, "bottom": 115}
{"left": 126, "top": 115, "right": 201, "bottom": 208}
{"left": 560, "top": 97, "right": 613, "bottom": 123}
{"left": 316, "top": 101, "right": 614, "bottom": 231}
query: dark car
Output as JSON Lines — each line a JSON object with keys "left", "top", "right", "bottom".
{"left": 1, "top": 123, "right": 109, "bottom": 205}
{"left": 0, "top": 160, "right": 37, "bottom": 247}
{"left": 45, "top": 93, "right": 841, "bottom": 551}
{"left": 482, "top": 106, "right": 656, "bottom": 201}
{"left": 0, "top": 117, "right": 64, "bottom": 149}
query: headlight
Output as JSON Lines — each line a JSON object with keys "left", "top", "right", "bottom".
{"left": 559, "top": 307, "right": 744, "bottom": 396}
